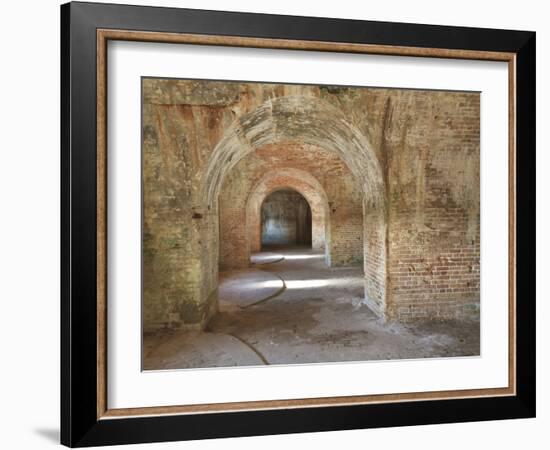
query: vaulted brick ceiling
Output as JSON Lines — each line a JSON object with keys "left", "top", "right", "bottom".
{"left": 201, "top": 95, "right": 385, "bottom": 209}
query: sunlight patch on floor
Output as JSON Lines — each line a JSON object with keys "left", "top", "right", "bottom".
{"left": 281, "top": 253, "right": 323, "bottom": 260}
{"left": 257, "top": 278, "right": 353, "bottom": 289}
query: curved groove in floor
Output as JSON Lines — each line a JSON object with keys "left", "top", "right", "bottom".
{"left": 250, "top": 252, "right": 285, "bottom": 265}
{"left": 244, "top": 253, "right": 290, "bottom": 308}
{"left": 219, "top": 268, "right": 284, "bottom": 308}
{"left": 227, "top": 333, "right": 270, "bottom": 365}
{"left": 242, "top": 271, "right": 286, "bottom": 308}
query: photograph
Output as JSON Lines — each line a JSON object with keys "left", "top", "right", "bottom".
{"left": 56, "top": 2, "right": 537, "bottom": 446}
{"left": 0, "top": 0, "right": 543, "bottom": 447}
{"left": 141, "top": 78, "right": 481, "bottom": 370}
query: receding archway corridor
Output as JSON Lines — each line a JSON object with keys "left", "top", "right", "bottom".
{"left": 143, "top": 246, "right": 479, "bottom": 369}
{"left": 141, "top": 78, "right": 482, "bottom": 371}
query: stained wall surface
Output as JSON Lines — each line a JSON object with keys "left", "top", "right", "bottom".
{"left": 142, "top": 78, "right": 480, "bottom": 330}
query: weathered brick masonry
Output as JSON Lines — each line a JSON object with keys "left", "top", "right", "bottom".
{"left": 219, "top": 144, "right": 363, "bottom": 270}
{"left": 142, "top": 78, "right": 480, "bottom": 330}
{"left": 243, "top": 168, "right": 331, "bottom": 264}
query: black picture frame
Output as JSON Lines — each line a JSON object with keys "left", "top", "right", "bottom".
{"left": 61, "top": 1, "right": 536, "bottom": 447}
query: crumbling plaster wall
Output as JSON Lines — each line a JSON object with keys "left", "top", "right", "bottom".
{"left": 142, "top": 78, "right": 479, "bottom": 330}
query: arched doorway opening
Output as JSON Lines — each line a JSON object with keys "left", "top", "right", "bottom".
{"left": 243, "top": 167, "right": 332, "bottom": 268}
{"left": 202, "top": 95, "right": 387, "bottom": 318}
{"left": 260, "top": 189, "right": 312, "bottom": 249}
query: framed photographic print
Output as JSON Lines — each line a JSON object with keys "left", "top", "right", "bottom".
{"left": 60, "top": 1, "right": 536, "bottom": 447}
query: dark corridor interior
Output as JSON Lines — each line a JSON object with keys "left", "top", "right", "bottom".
{"left": 261, "top": 189, "right": 312, "bottom": 248}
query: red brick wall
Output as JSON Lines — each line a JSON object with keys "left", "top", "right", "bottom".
{"left": 363, "top": 202, "right": 387, "bottom": 316}
{"left": 384, "top": 92, "right": 480, "bottom": 320}
{"left": 388, "top": 210, "right": 480, "bottom": 320}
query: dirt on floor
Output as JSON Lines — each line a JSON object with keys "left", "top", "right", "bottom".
{"left": 143, "top": 247, "right": 480, "bottom": 370}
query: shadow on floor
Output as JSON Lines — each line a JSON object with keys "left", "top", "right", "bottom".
{"left": 34, "top": 428, "right": 59, "bottom": 444}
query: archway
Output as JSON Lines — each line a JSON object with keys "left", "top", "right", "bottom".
{"left": 245, "top": 167, "right": 331, "bottom": 266}
{"left": 202, "top": 96, "right": 384, "bottom": 209}
{"left": 203, "top": 95, "right": 387, "bottom": 318}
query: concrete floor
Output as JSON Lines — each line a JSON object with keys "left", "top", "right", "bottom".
{"left": 143, "top": 246, "right": 480, "bottom": 370}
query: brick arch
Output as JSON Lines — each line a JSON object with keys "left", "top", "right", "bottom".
{"left": 205, "top": 95, "right": 388, "bottom": 318}
{"left": 201, "top": 95, "right": 385, "bottom": 209}
{"left": 245, "top": 168, "right": 331, "bottom": 265}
